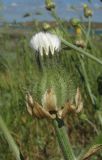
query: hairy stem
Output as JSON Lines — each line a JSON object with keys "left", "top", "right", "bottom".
{"left": 53, "top": 119, "right": 76, "bottom": 160}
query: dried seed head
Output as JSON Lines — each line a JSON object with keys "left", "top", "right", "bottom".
{"left": 42, "top": 88, "right": 57, "bottom": 113}
{"left": 26, "top": 87, "right": 83, "bottom": 120}
{"left": 26, "top": 93, "right": 55, "bottom": 119}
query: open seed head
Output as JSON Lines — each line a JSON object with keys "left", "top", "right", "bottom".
{"left": 30, "top": 32, "right": 61, "bottom": 56}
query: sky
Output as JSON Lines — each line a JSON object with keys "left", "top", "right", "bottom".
{"left": 1, "top": 0, "right": 102, "bottom": 23}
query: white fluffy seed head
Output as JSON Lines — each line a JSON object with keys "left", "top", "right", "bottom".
{"left": 30, "top": 32, "right": 61, "bottom": 56}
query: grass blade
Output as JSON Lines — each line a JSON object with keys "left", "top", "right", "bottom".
{"left": 0, "top": 115, "right": 23, "bottom": 160}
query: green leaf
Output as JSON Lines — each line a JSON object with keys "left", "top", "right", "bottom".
{"left": 0, "top": 115, "right": 23, "bottom": 160}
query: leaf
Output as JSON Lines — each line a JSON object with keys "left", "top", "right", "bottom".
{"left": 78, "top": 133, "right": 102, "bottom": 160}
{"left": 0, "top": 115, "right": 23, "bottom": 160}
{"left": 80, "top": 144, "right": 102, "bottom": 160}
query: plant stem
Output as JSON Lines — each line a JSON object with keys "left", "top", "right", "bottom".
{"left": 79, "top": 24, "right": 97, "bottom": 55}
{"left": 85, "top": 118, "right": 99, "bottom": 135}
{"left": 85, "top": 17, "right": 91, "bottom": 49}
{"left": 0, "top": 115, "right": 23, "bottom": 160}
{"left": 77, "top": 54, "right": 95, "bottom": 105}
{"left": 61, "top": 38, "right": 102, "bottom": 65}
{"left": 53, "top": 119, "right": 76, "bottom": 160}
{"left": 51, "top": 9, "right": 68, "bottom": 35}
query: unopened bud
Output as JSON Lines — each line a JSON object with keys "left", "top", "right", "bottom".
{"left": 42, "top": 23, "right": 51, "bottom": 31}
{"left": 75, "top": 39, "right": 86, "bottom": 48}
{"left": 45, "top": 0, "right": 55, "bottom": 11}
{"left": 83, "top": 4, "right": 93, "bottom": 18}
{"left": 70, "top": 18, "right": 80, "bottom": 27}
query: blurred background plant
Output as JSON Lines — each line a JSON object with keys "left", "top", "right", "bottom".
{"left": 0, "top": 0, "right": 102, "bottom": 159}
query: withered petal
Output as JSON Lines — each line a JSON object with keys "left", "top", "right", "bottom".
{"left": 75, "top": 87, "right": 83, "bottom": 113}
{"left": 33, "top": 101, "right": 55, "bottom": 119}
{"left": 58, "top": 102, "right": 76, "bottom": 119}
{"left": 26, "top": 102, "right": 33, "bottom": 116}
{"left": 26, "top": 93, "right": 34, "bottom": 107}
{"left": 26, "top": 93, "right": 55, "bottom": 119}
{"left": 75, "top": 87, "right": 82, "bottom": 107}
{"left": 76, "top": 101, "right": 83, "bottom": 113}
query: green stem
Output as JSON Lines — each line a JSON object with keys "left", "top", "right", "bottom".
{"left": 79, "top": 24, "right": 97, "bottom": 54}
{"left": 77, "top": 54, "right": 95, "bottom": 105}
{"left": 51, "top": 9, "right": 68, "bottom": 35}
{"left": 0, "top": 115, "right": 22, "bottom": 160}
{"left": 85, "top": 17, "right": 91, "bottom": 49}
{"left": 85, "top": 118, "right": 99, "bottom": 135}
{"left": 61, "top": 38, "right": 102, "bottom": 65}
{"left": 53, "top": 119, "right": 76, "bottom": 160}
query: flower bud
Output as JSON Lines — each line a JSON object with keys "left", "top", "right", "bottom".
{"left": 83, "top": 4, "right": 93, "bottom": 18}
{"left": 42, "top": 23, "right": 51, "bottom": 31}
{"left": 70, "top": 18, "right": 80, "bottom": 27}
{"left": 45, "top": 0, "right": 55, "bottom": 11}
{"left": 75, "top": 39, "right": 86, "bottom": 48}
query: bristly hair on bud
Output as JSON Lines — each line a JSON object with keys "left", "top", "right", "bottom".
{"left": 30, "top": 32, "right": 61, "bottom": 56}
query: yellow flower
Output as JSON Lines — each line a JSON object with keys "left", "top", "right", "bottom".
{"left": 75, "top": 27, "right": 82, "bottom": 35}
